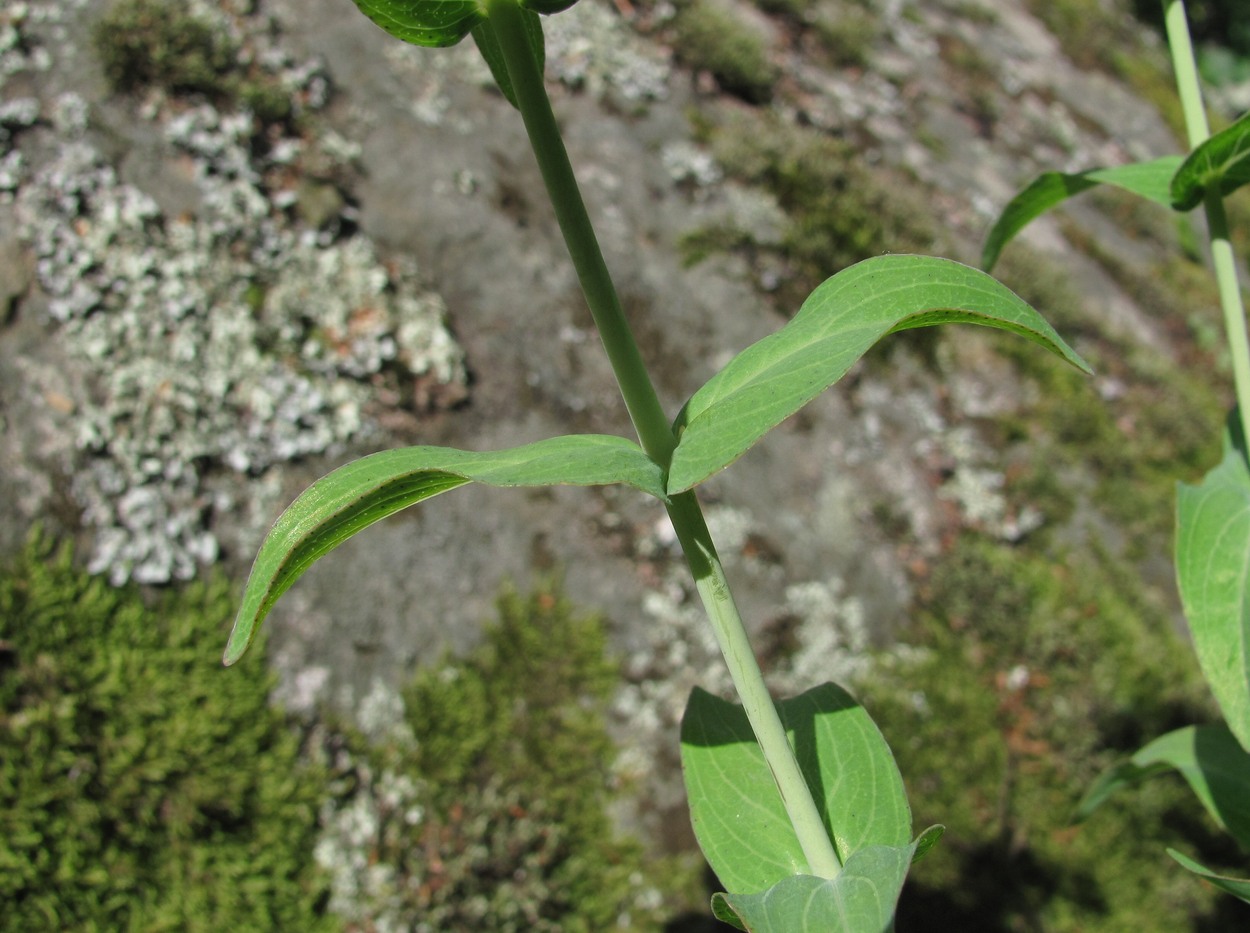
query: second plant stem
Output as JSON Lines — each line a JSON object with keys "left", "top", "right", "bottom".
{"left": 485, "top": 0, "right": 842, "bottom": 878}
{"left": 1163, "top": 0, "right": 1250, "bottom": 448}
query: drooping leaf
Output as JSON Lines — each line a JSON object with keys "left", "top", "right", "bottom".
{"left": 1077, "top": 725, "right": 1250, "bottom": 850}
{"left": 224, "top": 436, "right": 665, "bottom": 665}
{"left": 471, "top": 9, "right": 545, "bottom": 109}
{"left": 349, "top": 0, "right": 574, "bottom": 50}
{"left": 680, "top": 683, "right": 912, "bottom": 896}
{"left": 667, "top": 255, "right": 1091, "bottom": 494}
{"left": 1171, "top": 110, "right": 1250, "bottom": 211}
{"left": 1167, "top": 849, "right": 1250, "bottom": 905}
{"left": 710, "top": 843, "right": 919, "bottom": 933}
{"left": 981, "top": 156, "right": 1182, "bottom": 271}
{"left": 1177, "top": 424, "right": 1250, "bottom": 749}
{"left": 350, "top": 0, "right": 485, "bottom": 48}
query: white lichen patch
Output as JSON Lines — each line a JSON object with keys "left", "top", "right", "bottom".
{"left": 9, "top": 4, "right": 467, "bottom": 585}
{"left": 544, "top": 0, "right": 671, "bottom": 102}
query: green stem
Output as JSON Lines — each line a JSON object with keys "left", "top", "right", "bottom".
{"left": 1206, "top": 191, "right": 1250, "bottom": 444}
{"left": 1162, "top": 0, "right": 1250, "bottom": 447}
{"left": 483, "top": 0, "right": 673, "bottom": 467}
{"left": 667, "top": 491, "right": 844, "bottom": 876}
{"left": 485, "top": 0, "right": 842, "bottom": 877}
{"left": 1162, "top": 0, "right": 1209, "bottom": 148}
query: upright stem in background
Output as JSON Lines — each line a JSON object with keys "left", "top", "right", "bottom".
{"left": 485, "top": 0, "right": 843, "bottom": 878}
{"left": 1163, "top": 0, "right": 1250, "bottom": 448}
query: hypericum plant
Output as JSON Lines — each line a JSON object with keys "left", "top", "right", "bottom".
{"left": 983, "top": 0, "right": 1250, "bottom": 904}
{"left": 221, "top": 1, "right": 1089, "bottom": 928}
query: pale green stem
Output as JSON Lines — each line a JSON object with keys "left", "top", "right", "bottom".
{"left": 485, "top": 0, "right": 842, "bottom": 877}
{"left": 1163, "top": 0, "right": 1250, "bottom": 447}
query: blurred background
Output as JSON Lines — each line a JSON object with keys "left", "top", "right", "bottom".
{"left": 2, "top": 0, "right": 1249, "bottom": 928}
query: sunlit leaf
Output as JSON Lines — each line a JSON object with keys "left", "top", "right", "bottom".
{"left": 1177, "top": 424, "right": 1250, "bottom": 749}
{"left": 667, "top": 255, "right": 1090, "bottom": 494}
{"left": 1167, "top": 849, "right": 1250, "bottom": 905}
{"left": 1078, "top": 724, "right": 1250, "bottom": 850}
{"left": 224, "top": 436, "right": 664, "bottom": 665}
{"left": 681, "top": 683, "right": 912, "bottom": 895}
{"left": 710, "top": 843, "right": 919, "bottom": 933}
{"left": 1171, "top": 110, "right": 1250, "bottom": 211}
{"left": 981, "top": 156, "right": 1182, "bottom": 271}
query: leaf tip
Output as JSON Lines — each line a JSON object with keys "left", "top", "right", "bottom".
{"left": 222, "top": 617, "right": 254, "bottom": 667}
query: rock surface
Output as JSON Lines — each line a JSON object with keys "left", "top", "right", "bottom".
{"left": 0, "top": 0, "right": 1231, "bottom": 852}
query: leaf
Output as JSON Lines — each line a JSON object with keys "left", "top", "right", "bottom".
{"left": 1168, "top": 849, "right": 1250, "bottom": 905}
{"left": 981, "top": 156, "right": 1182, "bottom": 271}
{"left": 224, "top": 436, "right": 665, "bottom": 665}
{"left": 710, "top": 844, "right": 918, "bottom": 933}
{"left": 350, "top": 0, "right": 485, "bottom": 48}
{"left": 680, "top": 683, "right": 912, "bottom": 896}
{"left": 471, "top": 10, "right": 545, "bottom": 109}
{"left": 667, "top": 255, "right": 1091, "bottom": 494}
{"left": 1177, "top": 424, "right": 1250, "bottom": 749}
{"left": 1077, "top": 725, "right": 1250, "bottom": 850}
{"left": 1171, "top": 110, "right": 1250, "bottom": 211}
{"left": 349, "top": 0, "right": 575, "bottom": 50}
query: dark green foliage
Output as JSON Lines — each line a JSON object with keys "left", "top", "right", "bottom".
{"left": 0, "top": 534, "right": 336, "bottom": 931}
{"left": 672, "top": 1, "right": 778, "bottom": 103}
{"left": 691, "top": 109, "right": 934, "bottom": 310}
{"left": 317, "top": 586, "right": 683, "bottom": 931}
{"left": 864, "top": 534, "right": 1246, "bottom": 930}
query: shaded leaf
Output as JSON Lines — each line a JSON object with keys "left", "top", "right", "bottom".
{"left": 471, "top": 10, "right": 545, "bottom": 109}
{"left": 1077, "top": 724, "right": 1250, "bottom": 850}
{"left": 1168, "top": 849, "right": 1250, "bottom": 905}
{"left": 681, "top": 683, "right": 911, "bottom": 895}
{"left": 224, "top": 436, "right": 664, "bottom": 665}
{"left": 1177, "top": 424, "right": 1250, "bottom": 749}
{"left": 1172, "top": 110, "right": 1250, "bottom": 211}
{"left": 981, "top": 156, "right": 1182, "bottom": 271}
{"left": 350, "top": 0, "right": 484, "bottom": 48}
{"left": 711, "top": 844, "right": 918, "bottom": 933}
{"left": 668, "top": 255, "right": 1090, "bottom": 494}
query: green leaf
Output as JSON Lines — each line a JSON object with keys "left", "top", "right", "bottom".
{"left": 1171, "top": 110, "right": 1250, "bottom": 211}
{"left": 1077, "top": 725, "right": 1250, "bottom": 850}
{"left": 471, "top": 10, "right": 545, "bottom": 109}
{"left": 680, "top": 683, "right": 912, "bottom": 895}
{"left": 1177, "top": 425, "right": 1250, "bottom": 749}
{"left": 349, "top": 0, "right": 485, "bottom": 47}
{"left": 667, "top": 255, "right": 1091, "bottom": 495}
{"left": 1167, "top": 849, "right": 1250, "bottom": 905}
{"left": 521, "top": 0, "right": 579, "bottom": 12}
{"left": 710, "top": 844, "right": 918, "bottom": 933}
{"left": 981, "top": 156, "right": 1182, "bottom": 271}
{"left": 224, "top": 435, "right": 664, "bottom": 665}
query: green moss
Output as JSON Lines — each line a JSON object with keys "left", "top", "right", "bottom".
{"left": 92, "top": 0, "right": 237, "bottom": 99}
{"left": 0, "top": 533, "right": 336, "bottom": 931}
{"left": 92, "top": 0, "right": 296, "bottom": 127}
{"left": 672, "top": 0, "right": 778, "bottom": 103}
{"left": 320, "top": 586, "right": 696, "bottom": 931}
{"left": 863, "top": 534, "right": 1238, "bottom": 930}
{"left": 810, "top": 5, "right": 880, "bottom": 69}
{"left": 991, "top": 246, "right": 1224, "bottom": 544}
{"left": 693, "top": 108, "right": 935, "bottom": 309}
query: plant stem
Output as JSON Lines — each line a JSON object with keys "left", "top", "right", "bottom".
{"left": 485, "top": 0, "right": 842, "bottom": 877}
{"left": 1163, "top": 0, "right": 1250, "bottom": 447}
{"left": 666, "top": 490, "right": 844, "bottom": 875}
{"left": 483, "top": 0, "right": 673, "bottom": 467}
